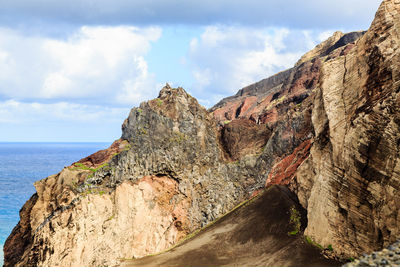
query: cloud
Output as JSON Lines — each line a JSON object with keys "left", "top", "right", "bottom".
{"left": 186, "top": 26, "right": 322, "bottom": 106}
{"left": 0, "top": 100, "right": 131, "bottom": 141}
{"left": 0, "top": 26, "right": 162, "bottom": 106}
{"left": 0, "top": 100, "right": 129, "bottom": 124}
{"left": 0, "top": 0, "right": 381, "bottom": 30}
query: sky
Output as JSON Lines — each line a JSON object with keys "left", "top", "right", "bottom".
{"left": 0, "top": 0, "right": 382, "bottom": 142}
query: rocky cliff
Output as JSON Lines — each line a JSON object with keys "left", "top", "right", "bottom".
{"left": 4, "top": 0, "right": 400, "bottom": 266}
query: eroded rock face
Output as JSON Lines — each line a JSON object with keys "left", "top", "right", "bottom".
{"left": 290, "top": 0, "right": 400, "bottom": 258}
{"left": 30, "top": 177, "right": 189, "bottom": 267}
{"left": 4, "top": 0, "right": 400, "bottom": 265}
{"left": 4, "top": 85, "right": 275, "bottom": 266}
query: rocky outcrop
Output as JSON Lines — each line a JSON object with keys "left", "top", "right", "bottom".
{"left": 4, "top": 0, "right": 400, "bottom": 265}
{"left": 4, "top": 85, "right": 282, "bottom": 266}
{"left": 289, "top": 0, "right": 400, "bottom": 258}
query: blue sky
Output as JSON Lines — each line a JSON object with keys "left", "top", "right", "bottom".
{"left": 0, "top": 0, "right": 382, "bottom": 142}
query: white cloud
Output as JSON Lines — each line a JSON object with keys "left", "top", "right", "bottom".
{"left": 0, "top": 99, "right": 131, "bottom": 141}
{"left": 187, "top": 26, "right": 319, "bottom": 102}
{"left": 317, "top": 30, "right": 336, "bottom": 42}
{"left": 0, "top": 26, "right": 161, "bottom": 106}
{"left": 0, "top": 100, "right": 129, "bottom": 124}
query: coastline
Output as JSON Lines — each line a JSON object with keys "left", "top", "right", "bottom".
{"left": 0, "top": 142, "right": 110, "bottom": 266}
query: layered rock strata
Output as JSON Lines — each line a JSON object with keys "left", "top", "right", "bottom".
{"left": 4, "top": 0, "right": 400, "bottom": 266}
{"left": 291, "top": 0, "right": 400, "bottom": 258}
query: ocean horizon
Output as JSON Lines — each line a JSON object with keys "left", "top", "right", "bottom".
{"left": 0, "top": 142, "right": 110, "bottom": 266}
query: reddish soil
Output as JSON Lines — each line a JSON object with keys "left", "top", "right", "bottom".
{"left": 73, "top": 139, "right": 129, "bottom": 168}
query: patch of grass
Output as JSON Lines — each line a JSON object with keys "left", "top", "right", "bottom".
{"left": 327, "top": 244, "right": 333, "bottom": 251}
{"left": 305, "top": 236, "right": 324, "bottom": 250}
{"left": 137, "top": 108, "right": 143, "bottom": 113}
{"left": 95, "top": 162, "right": 109, "bottom": 171}
{"left": 113, "top": 143, "right": 132, "bottom": 158}
{"left": 288, "top": 206, "right": 301, "bottom": 236}
{"left": 348, "top": 257, "right": 355, "bottom": 262}
{"left": 71, "top": 163, "right": 92, "bottom": 171}
{"left": 123, "top": 143, "right": 132, "bottom": 151}
{"left": 277, "top": 95, "right": 286, "bottom": 103}
{"left": 80, "top": 187, "right": 108, "bottom": 197}
{"left": 223, "top": 120, "right": 231, "bottom": 125}
{"left": 72, "top": 162, "right": 109, "bottom": 174}
{"left": 156, "top": 98, "right": 163, "bottom": 107}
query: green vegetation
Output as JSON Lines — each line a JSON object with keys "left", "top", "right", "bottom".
{"left": 327, "top": 244, "right": 333, "bottom": 251}
{"left": 137, "top": 108, "right": 143, "bottom": 113}
{"left": 278, "top": 95, "right": 286, "bottom": 103}
{"left": 305, "top": 236, "right": 324, "bottom": 250}
{"left": 288, "top": 206, "right": 301, "bottom": 236}
{"left": 80, "top": 186, "right": 108, "bottom": 197}
{"left": 223, "top": 120, "right": 231, "bottom": 125}
{"left": 156, "top": 98, "right": 163, "bottom": 107}
{"left": 87, "top": 162, "right": 110, "bottom": 178}
{"left": 105, "top": 214, "right": 115, "bottom": 222}
{"left": 72, "top": 162, "right": 109, "bottom": 174}
{"left": 112, "top": 143, "right": 132, "bottom": 158}
{"left": 71, "top": 163, "right": 93, "bottom": 171}
{"left": 348, "top": 257, "right": 355, "bottom": 262}
{"left": 124, "top": 143, "right": 132, "bottom": 151}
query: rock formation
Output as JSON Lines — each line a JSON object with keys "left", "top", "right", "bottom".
{"left": 122, "top": 186, "right": 340, "bottom": 267}
{"left": 4, "top": 0, "right": 400, "bottom": 266}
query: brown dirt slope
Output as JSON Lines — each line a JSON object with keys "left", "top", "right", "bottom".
{"left": 121, "top": 185, "right": 341, "bottom": 267}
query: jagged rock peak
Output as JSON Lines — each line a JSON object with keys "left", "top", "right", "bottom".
{"left": 362, "top": 0, "right": 400, "bottom": 48}
{"left": 296, "top": 30, "right": 365, "bottom": 66}
{"left": 133, "top": 84, "right": 206, "bottom": 122}
{"left": 296, "top": 31, "right": 344, "bottom": 66}
{"left": 158, "top": 83, "right": 192, "bottom": 101}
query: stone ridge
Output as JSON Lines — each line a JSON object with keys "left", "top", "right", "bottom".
{"left": 4, "top": 84, "right": 282, "bottom": 266}
{"left": 4, "top": 0, "right": 400, "bottom": 266}
{"left": 209, "top": 30, "right": 362, "bottom": 126}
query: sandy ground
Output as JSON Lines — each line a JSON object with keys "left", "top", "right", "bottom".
{"left": 120, "top": 186, "right": 341, "bottom": 267}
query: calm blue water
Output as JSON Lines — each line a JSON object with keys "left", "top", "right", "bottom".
{"left": 0, "top": 142, "right": 109, "bottom": 265}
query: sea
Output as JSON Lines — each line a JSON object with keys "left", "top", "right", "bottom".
{"left": 0, "top": 142, "right": 109, "bottom": 266}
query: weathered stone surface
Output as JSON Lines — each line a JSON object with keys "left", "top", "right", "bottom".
{"left": 28, "top": 177, "right": 189, "bottom": 267}
{"left": 4, "top": 85, "right": 269, "bottom": 266}
{"left": 219, "top": 119, "right": 272, "bottom": 161}
{"left": 290, "top": 0, "right": 400, "bottom": 258}
{"left": 4, "top": 1, "right": 400, "bottom": 265}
